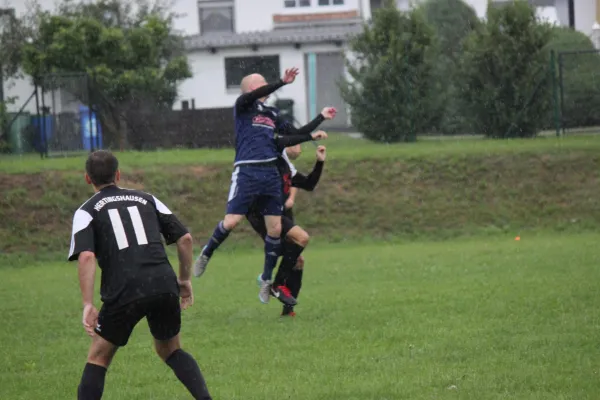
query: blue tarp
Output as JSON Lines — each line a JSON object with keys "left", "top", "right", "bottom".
{"left": 79, "top": 105, "right": 103, "bottom": 150}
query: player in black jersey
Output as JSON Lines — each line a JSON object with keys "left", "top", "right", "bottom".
{"left": 68, "top": 150, "right": 211, "bottom": 400}
{"left": 246, "top": 140, "right": 326, "bottom": 315}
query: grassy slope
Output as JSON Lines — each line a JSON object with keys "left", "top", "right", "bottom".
{"left": 1, "top": 135, "right": 600, "bottom": 256}
{"left": 1, "top": 234, "right": 599, "bottom": 399}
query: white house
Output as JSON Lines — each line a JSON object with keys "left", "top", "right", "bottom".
{"left": 177, "top": 0, "right": 600, "bottom": 128}
{"left": 1, "top": 0, "right": 599, "bottom": 124}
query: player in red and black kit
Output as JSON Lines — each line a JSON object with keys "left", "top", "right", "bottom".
{"left": 246, "top": 138, "right": 326, "bottom": 315}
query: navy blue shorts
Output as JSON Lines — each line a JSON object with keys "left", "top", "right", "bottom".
{"left": 226, "top": 164, "right": 283, "bottom": 216}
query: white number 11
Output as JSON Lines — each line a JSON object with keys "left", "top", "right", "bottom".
{"left": 108, "top": 206, "right": 148, "bottom": 250}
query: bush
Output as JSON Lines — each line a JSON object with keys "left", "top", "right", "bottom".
{"left": 341, "top": 0, "right": 437, "bottom": 142}
{"left": 549, "top": 28, "right": 600, "bottom": 129}
{"left": 420, "top": 0, "right": 481, "bottom": 134}
{"left": 456, "top": 1, "right": 553, "bottom": 138}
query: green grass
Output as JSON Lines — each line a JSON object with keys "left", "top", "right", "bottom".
{"left": 1, "top": 233, "right": 599, "bottom": 399}
{"left": 2, "top": 134, "right": 600, "bottom": 254}
{"left": 2, "top": 134, "right": 600, "bottom": 174}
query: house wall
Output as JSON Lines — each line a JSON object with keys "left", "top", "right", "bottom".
{"left": 1, "top": 0, "right": 58, "bottom": 113}
{"left": 178, "top": 43, "right": 348, "bottom": 125}
{"left": 235, "top": 0, "right": 369, "bottom": 32}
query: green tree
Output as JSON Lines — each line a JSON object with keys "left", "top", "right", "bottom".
{"left": 456, "top": 1, "right": 552, "bottom": 138}
{"left": 341, "top": 0, "right": 437, "bottom": 142}
{"left": 420, "top": 0, "right": 480, "bottom": 134}
{"left": 20, "top": 0, "right": 191, "bottom": 147}
{"left": 549, "top": 27, "right": 600, "bottom": 129}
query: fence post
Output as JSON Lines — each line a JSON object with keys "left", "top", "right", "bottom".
{"left": 87, "top": 75, "right": 94, "bottom": 152}
{"left": 550, "top": 50, "right": 560, "bottom": 137}
{"left": 558, "top": 52, "right": 565, "bottom": 136}
{"left": 41, "top": 84, "right": 48, "bottom": 158}
{"left": 34, "top": 83, "right": 42, "bottom": 158}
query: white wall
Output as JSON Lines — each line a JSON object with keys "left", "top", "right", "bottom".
{"left": 178, "top": 43, "right": 344, "bottom": 124}
{"left": 235, "top": 0, "right": 365, "bottom": 32}
{"left": 574, "top": 0, "right": 598, "bottom": 34}
{"left": 172, "top": 0, "right": 200, "bottom": 35}
{"left": 1, "top": 0, "right": 59, "bottom": 113}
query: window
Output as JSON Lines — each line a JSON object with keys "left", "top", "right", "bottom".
{"left": 285, "top": 0, "right": 311, "bottom": 6}
{"left": 199, "top": 6, "right": 234, "bottom": 35}
{"left": 225, "top": 56, "right": 280, "bottom": 89}
{"left": 318, "top": 0, "right": 344, "bottom": 5}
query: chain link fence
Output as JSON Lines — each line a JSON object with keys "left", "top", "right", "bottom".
{"left": 557, "top": 49, "right": 600, "bottom": 135}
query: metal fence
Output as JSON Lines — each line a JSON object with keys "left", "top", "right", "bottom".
{"left": 2, "top": 72, "right": 237, "bottom": 156}
{"left": 556, "top": 49, "right": 600, "bottom": 135}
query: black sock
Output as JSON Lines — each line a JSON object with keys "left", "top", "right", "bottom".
{"left": 77, "top": 363, "right": 107, "bottom": 400}
{"left": 288, "top": 268, "right": 304, "bottom": 299}
{"left": 166, "top": 349, "right": 212, "bottom": 400}
{"left": 273, "top": 243, "right": 305, "bottom": 288}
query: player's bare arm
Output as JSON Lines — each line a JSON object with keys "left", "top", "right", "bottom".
{"left": 78, "top": 250, "right": 98, "bottom": 337}
{"left": 176, "top": 233, "right": 194, "bottom": 310}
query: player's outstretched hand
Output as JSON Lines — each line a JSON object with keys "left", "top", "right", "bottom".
{"left": 312, "top": 130, "right": 328, "bottom": 141}
{"left": 179, "top": 279, "right": 194, "bottom": 310}
{"left": 316, "top": 145, "right": 327, "bottom": 161}
{"left": 82, "top": 303, "right": 98, "bottom": 337}
{"left": 282, "top": 68, "right": 299, "bottom": 84}
{"left": 321, "top": 107, "right": 337, "bottom": 120}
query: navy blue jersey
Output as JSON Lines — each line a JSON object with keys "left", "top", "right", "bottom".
{"left": 231, "top": 80, "right": 325, "bottom": 166}
{"left": 233, "top": 100, "right": 288, "bottom": 166}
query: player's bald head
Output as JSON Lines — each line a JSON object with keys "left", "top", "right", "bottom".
{"left": 240, "top": 73, "right": 267, "bottom": 93}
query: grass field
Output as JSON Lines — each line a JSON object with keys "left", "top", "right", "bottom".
{"left": 2, "top": 135, "right": 600, "bottom": 399}
{"left": 2, "top": 133, "right": 600, "bottom": 174}
{"left": 2, "top": 134, "right": 600, "bottom": 256}
{"left": 1, "top": 233, "right": 600, "bottom": 399}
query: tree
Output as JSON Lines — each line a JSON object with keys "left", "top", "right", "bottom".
{"left": 419, "top": 0, "right": 480, "bottom": 134}
{"left": 20, "top": 0, "right": 191, "bottom": 147}
{"left": 341, "top": 0, "right": 437, "bottom": 143}
{"left": 456, "top": 1, "right": 552, "bottom": 138}
{"left": 548, "top": 27, "right": 600, "bottom": 130}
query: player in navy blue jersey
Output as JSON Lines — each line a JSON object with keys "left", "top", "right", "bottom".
{"left": 193, "top": 68, "right": 336, "bottom": 304}
{"left": 246, "top": 142, "right": 327, "bottom": 315}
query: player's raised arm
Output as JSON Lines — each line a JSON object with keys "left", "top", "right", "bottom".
{"left": 235, "top": 68, "right": 299, "bottom": 110}
{"left": 278, "top": 107, "right": 337, "bottom": 137}
{"left": 291, "top": 145, "right": 326, "bottom": 191}
{"left": 275, "top": 130, "right": 328, "bottom": 150}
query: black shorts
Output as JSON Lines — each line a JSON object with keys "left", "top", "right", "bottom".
{"left": 246, "top": 208, "right": 296, "bottom": 239}
{"left": 95, "top": 292, "right": 181, "bottom": 347}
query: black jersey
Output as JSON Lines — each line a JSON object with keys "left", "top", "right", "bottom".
{"left": 68, "top": 185, "right": 188, "bottom": 306}
{"left": 247, "top": 150, "right": 324, "bottom": 220}
{"left": 278, "top": 150, "right": 324, "bottom": 202}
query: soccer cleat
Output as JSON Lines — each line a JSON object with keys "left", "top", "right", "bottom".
{"left": 280, "top": 311, "right": 296, "bottom": 318}
{"left": 257, "top": 273, "right": 272, "bottom": 304}
{"left": 281, "top": 305, "right": 296, "bottom": 318}
{"left": 270, "top": 285, "right": 297, "bottom": 306}
{"left": 193, "top": 246, "right": 210, "bottom": 277}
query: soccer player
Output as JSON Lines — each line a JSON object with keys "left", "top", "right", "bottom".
{"left": 246, "top": 142, "right": 327, "bottom": 312}
{"left": 193, "top": 67, "right": 335, "bottom": 304}
{"left": 69, "top": 150, "right": 211, "bottom": 400}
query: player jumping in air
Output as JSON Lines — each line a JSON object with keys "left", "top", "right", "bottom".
{"left": 246, "top": 142, "right": 327, "bottom": 312}
{"left": 193, "top": 67, "right": 335, "bottom": 304}
{"left": 69, "top": 150, "right": 211, "bottom": 400}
